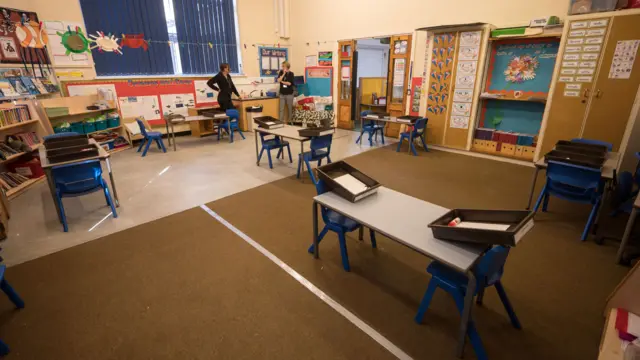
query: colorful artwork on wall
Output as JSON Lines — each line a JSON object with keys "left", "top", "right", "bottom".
{"left": 426, "top": 33, "right": 455, "bottom": 116}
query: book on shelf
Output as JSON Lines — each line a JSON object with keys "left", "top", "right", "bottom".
{"left": 19, "top": 77, "right": 40, "bottom": 95}
{"left": 31, "top": 78, "right": 48, "bottom": 94}
{"left": 0, "top": 79, "right": 18, "bottom": 97}
{"left": 7, "top": 78, "right": 29, "bottom": 95}
{"left": 41, "top": 79, "right": 58, "bottom": 93}
{"left": 13, "top": 131, "right": 40, "bottom": 146}
{"left": 0, "top": 105, "right": 32, "bottom": 127}
{"left": 0, "top": 171, "right": 30, "bottom": 191}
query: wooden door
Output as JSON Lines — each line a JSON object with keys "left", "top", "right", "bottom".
{"left": 581, "top": 14, "right": 640, "bottom": 151}
{"left": 538, "top": 17, "right": 612, "bottom": 156}
{"left": 337, "top": 40, "right": 355, "bottom": 129}
{"left": 386, "top": 34, "right": 413, "bottom": 137}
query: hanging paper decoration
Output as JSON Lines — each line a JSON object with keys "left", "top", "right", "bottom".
{"left": 0, "top": 9, "right": 15, "bottom": 35}
{"left": 89, "top": 31, "right": 122, "bottom": 54}
{"left": 57, "top": 26, "right": 90, "bottom": 54}
{"left": 16, "top": 14, "right": 51, "bottom": 74}
{"left": 121, "top": 33, "right": 148, "bottom": 50}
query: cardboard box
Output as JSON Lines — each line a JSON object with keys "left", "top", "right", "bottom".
{"left": 515, "top": 145, "right": 525, "bottom": 158}
{"left": 472, "top": 139, "right": 485, "bottom": 151}
{"left": 486, "top": 141, "right": 498, "bottom": 153}
{"left": 501, "top": 143, "right": 516, "bottom": 156}
{"left": 522, "top": 146, "right": 536, "bottom": 160}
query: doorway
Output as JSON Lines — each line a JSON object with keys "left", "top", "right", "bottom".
{"left": 354, "top": 38, "right": 389, "bottom": 131}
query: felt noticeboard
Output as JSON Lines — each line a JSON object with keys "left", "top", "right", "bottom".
{"left": 305, "top": 67, "right": 333, "bottom": 97}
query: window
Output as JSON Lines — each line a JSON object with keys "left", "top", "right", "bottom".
{"left": 79, "top": 0, "right": 241, "bottom": 76}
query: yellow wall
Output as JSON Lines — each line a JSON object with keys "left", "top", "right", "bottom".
{"left": 11, "top": 0, "right": 286, "bottom": 79}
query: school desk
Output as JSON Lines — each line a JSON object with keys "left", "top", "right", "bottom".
{"left": 526, "top": 151, "right": 620, "bottom": 237}
{"left": 360, "top": 114, "right": 423, "bottom": 153}
{"left": 164, "top": 114, "right": 230, "bottom": 150}
{"left": 616, "top": 195, "right": 640, "bottom": 264}
{"left": 39, "top": 139, "right": 120, "bottom": 221}
{"left": 254, "top": 125, "right": 310, "bottom": 167}
{"left": 312, "top": 187, "right": 489, "bottom": 358}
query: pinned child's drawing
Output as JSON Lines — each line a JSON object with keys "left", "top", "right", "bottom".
{"left": 504, "top": 55, "right": 539, "bottom": 83}
{"left": 89, "top": 31, "right": 122, "bottom": 54}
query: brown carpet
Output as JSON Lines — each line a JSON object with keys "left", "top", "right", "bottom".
{"left": 0, "top": 208, "right": 394, "bottom": 359}
{"left": 205, "top": 146, "right": 630, "bottom": 360}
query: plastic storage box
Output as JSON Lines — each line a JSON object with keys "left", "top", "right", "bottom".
{"left": 107, "top": 116, "right": 120, "bottom": 128}
{"left": 429, "top": 209, "right": 535, "bottom": 246}
{"left": 316, "top": 161, "right": 381, "bottom": 202}
{"left": 95, "top": 119, "right": 108, "bottom": 131}
{"left": 69, "top": 122, "right": 85, "bottom": 134}
{"left": 83, "top": 121, "right": 96, "bottom": 134}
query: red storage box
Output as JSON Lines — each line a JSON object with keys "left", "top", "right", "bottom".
{"left": 9, "top": 158, "right": 44, "bottom": 179}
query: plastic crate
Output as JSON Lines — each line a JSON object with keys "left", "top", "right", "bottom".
{"left": 316, "top": 161, "right": 380, "bottom": 202}
{"left": 107, "top": 116, "right": 120, "bottom": 128}
{"left": 69, "top": 122, "right": 85, "bottom": 134}
{"left": 95, "top": 119, "right": 108, "bottom": 131}
{"left": 83, "top": 122, "right": 96, "bottom": 134}
{"left": 53, "top": 126, "right": 70, "bottom": 134}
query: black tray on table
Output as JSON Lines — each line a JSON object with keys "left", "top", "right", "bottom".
{"left": 544, "top": 150, "right": 604, "bottom": 169}
{"left": 316, "top": 161, "right": 380, "bottom": 203}
{"left": 298, "top": 127, "right": 333, "bottom": 137}
{"left": 555, "top": 144, "right": 607, "bottom": 157}
{"left": 47, "top": 144, "right": 99, "bottom": 164}
{"left": 44, "top": 138, "right": 90, "bottom": 150}
{"left": 254, "top": 116, "right": 284, "bottom": 129}
{"left": 396, "top": 115, "right": 421, "bottom": 124}
{"left": 429, "top": 209, "right": 535, "bottom": 246}
{"left": 556, "top": 140, "right": 608, "bottom": 154}
{"left": 44, "top": 134, "right": 88, "bottom": 147}
{"left": 369, "top": 112, "right": 389, "bottom": 119}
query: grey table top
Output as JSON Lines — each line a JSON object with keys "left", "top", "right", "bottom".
{"left": 535, "top": 151, "right": 620, "bottom": 180}
{"left": 256, "top": 125, "right": 309, "bottom": 141}
{"left": 314, "top": 187, "right": 487, "bottom": 272}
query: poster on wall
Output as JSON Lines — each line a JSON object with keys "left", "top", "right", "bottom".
{"left": 393, "top": 59, "right": 406, "bottom": 86}
{"left": 259, "top": 47, "right": 288, "bottom": 76}
{"left": 608, "top": 40, "right": 640, "bottom": 80}
{"left": 409, "top": 77, "right": 422, "bottom": 116}
{"left": 0, "top": 7, "right": 51, "bottom": 65}
{"left": 118, "top": 96, "right": 161, "bottom": 121}
{"left": 318, "top": 51, "right": 333, "bottom": 66}
{"left": 426, "top": 32, "right": 455, "bottom": 116}
{"left": 160, "top": 93, "right": 195, "bottom": 116}
{"left": 43, "top": 20, "right": 91, "bottom": 66}
{"left": 194, "top": 80, "right": 216, "bottom": 104}
{"left": 305, "top": 55, "right": 317, "bottom": 67}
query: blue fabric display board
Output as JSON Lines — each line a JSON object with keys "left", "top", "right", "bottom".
{"left": 305, "top": 67, "right": 332, "bottom": 97}
{"left": 259, "top": 47, "right": 288, "bottom": 77}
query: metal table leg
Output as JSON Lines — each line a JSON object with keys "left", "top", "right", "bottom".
{"left": 255, "top": 130, "right": 260, "bottom": 165}
{"left": 359, "top": 117, "right": 363, "bottom": 146}
{"left": 456, "top": 271, "right": 477, "bottom": 358}
{"left": 105, "top": 158, "right": 120, "bottom": 207}
{"left": 592, "top": 180, "right": 610, "bottom": 235}
{"left": 300, "top": 140, "right": 305, "bottom": 179}
{"left": 617, "top": 207, "right": 638, "bottom": 264}
{"left": 228, "top": 120, "right": 232, "bottom": 143}
{"left": 408, "top": 132, "right": 414, "bottom": 154}
{"left": 359, "top": 226, "right": 364, "bottom": 240}
{"left": 171, "top": 121, "right": 176, "bottom": 151}
{"left": 526, "top": 167, "right": 540, "bottom": 210}
{"left": 313, "top": 201, "right": 319, "bottom": 259}
{"left": 165, "top": 121, "right": 171, "bottom": 147}
{"left": 45, "top": 168, "right": 62, "bottom": 222}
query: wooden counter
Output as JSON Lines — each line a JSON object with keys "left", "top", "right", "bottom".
{"left": 232, "top": 97, "right": 280, "bottom": 131}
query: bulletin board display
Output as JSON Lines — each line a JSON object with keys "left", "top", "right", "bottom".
{"left": 0, "top": 7, "right": 51, "bottom": 65}
{"left": 259, "top": 47, "right": 288, "bottom": 77}
{"left": 478, "top": 99, "right": 545, "bottom": 134}
{"left": 305, "top": 67, "right": 333, "bottom": 97}
{"left": 485, "top": 38, "right": 560, "bottom": 100}
{"left": 63, "top": 78, "right": 217, "bottom": 125}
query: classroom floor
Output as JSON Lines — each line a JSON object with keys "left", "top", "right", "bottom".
{"left": 3, "top": 128, "right": 390, "bottom": 266}
{"left": 0, "top": 141, "right": 630, "bottom": 359}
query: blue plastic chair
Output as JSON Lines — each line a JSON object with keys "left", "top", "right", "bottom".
{"left": 297, "top": 134, "right": 333, "bottom": 183}
{"left": 52, "top": 160, "right": 118, "bottom": 232}
{"left": 258, "top": 132, "right": 292, "bottom": 169}
{"left": 397, "top": 118, "right": 428, "bottom": 156}
{"left": 136, "top": 118, "right": 166, "bottom": 157}
{"left": 307, "top": 179, "right": 376, "bottom": 272}
{"left": 610, "top": 152, "right": 640, "bottom": 216}
{"left": 533, "top": 160, "right": 603, "bottom": 241}
{"left": 0, "top": 265, "right": 24, "bottom": 357}
{"left": 356, "top": 110, "right": 384, "bottom": 146}
{"left": 43, "top": 132, "right": 81, "bottom": 141}
{"left": 218, "top": 109, "right": 246, "bottom": 143}
{"left": 571, "top": 138, "right": 613, "bottom": 152}
{"left": 415, "top": 246, "right": 521, "bottom": 360}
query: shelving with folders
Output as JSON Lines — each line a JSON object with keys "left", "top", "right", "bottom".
{"left": 0, "top": 100, "right": 49, "bottom": 200}
{"left": 472, "top": 36, "right": 561, "bottom": 161}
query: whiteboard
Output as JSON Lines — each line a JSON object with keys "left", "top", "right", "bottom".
{"left": 43, "top": 20, "right": 91, "bottom": 67}
{"left": 118, "top": 96, "right": 161, "bottom": 121}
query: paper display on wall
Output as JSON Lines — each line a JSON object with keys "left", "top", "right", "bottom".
{"left": 460, "top": 31, "right": 481, "bottom": 46}
{"left": 452, "top": 102, "right": 471, "bottom": 116}
{"left": 305, "top": 55, "right": 317, "bottom": 67}
{"left": 160, "top": 93, "right": 196, "bottom": 116}
{"left": 68, "top": 84, "right": 117, "bottom": 99}
{"left": 453, "top": 89, "right": 473, "bottom": 103}
{"left": 609, "top": 40, "right": 640, "bottom": 80}
{"left": 119, "top": 96, "right": 161, "bottom": 121}
{"left": 393, "top": 59, "right": 406, "bottom": 86}
{"left": 194, "top": 80, "right": 216, "bottom": 104}
{"left": 43, "top": 20, "right": 91, "bottom": 66}
{"left": 458, "top": 47, "right": 479, "bottom": 61}
{"left": 450, "top": 116, "right": 469, "bottom": 129}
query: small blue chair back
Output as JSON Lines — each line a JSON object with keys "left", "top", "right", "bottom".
{"left": 571, "top": 138, "right": 613, "bottom": 152}
{"left": 361, "top": 110, "right": 372, "bottom": 118}
{"left": 136, "top": 118, "right": 149, "bottom": 137}
{"left": 310, "top": 134, "right": 333, "bottom": 156}
{"left": 259, "top": 131, "right": 281, "bottom": 145}
{"left": 313, "top": 179, "right": 334, "bottom": 224}
{"left": 474, "top": 245, "right": 510, "bottom": 287}
{"left": 226, "top": 109, "right": 239, "bottom": 122}
{"left": 412, "top": 118, "right": 427, "bottom": 135}
{"left": 53, "top": 160, "right": 104, "bottom": 194}
{"left": 44, "top": 132, "right": 81, "bottom": 141}
{"left": 546, "top": 161, "right": 602, "bottom": 198}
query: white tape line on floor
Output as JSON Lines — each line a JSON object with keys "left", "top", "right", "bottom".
{"left": 199, "top": 204, "right": 412, "bottom": 360}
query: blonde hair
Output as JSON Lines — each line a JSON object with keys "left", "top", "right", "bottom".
{"left": 282, "top": 61, "right": 291, "bottom": 69}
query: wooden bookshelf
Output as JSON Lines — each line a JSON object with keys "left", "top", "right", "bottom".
{"left": 6, "top": 175, "right": 45, "bottom": 200}
{"left": 0, "top": 144, "right": 41, "bottom": 165}
{"left": 47, "top": 107, "right": 117, "bottom": 120}
{"left": 86, "top": 125, "right": 122, "bottom": 136}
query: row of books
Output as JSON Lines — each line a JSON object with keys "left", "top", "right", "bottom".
{"left": 475, "top": 128, "right": 536, "bottom": 146}
{"left": 0, "top": 143, "right": 20, "bottom": 160}
{"left": 0, "top": 105, "right": 31, "bottom": 127}
{"left": 0, "top": 171, "right": 30, "bottom": 192}
{"left": 13, "top": 132, "right": 40, "bottom": 146}
{"left": 0, "top": 77, "right": 57, "bottom": 98}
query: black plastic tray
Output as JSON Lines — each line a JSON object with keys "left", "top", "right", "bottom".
{"left": 47, "top": 145, "right": 99, "bottom": 164}
{"left": 397, "top": 115, "right": 421, "bottom": 123}
{"left": 298, "top": 127, "right": 333, "bottom": 137}
{"left": 555, "top": 144, "right": 606, "bottom": 157}
{"left": 545, "top": 150, "right": 604, "bottom": 169}
{"left": 556, "top": 140, "right": 608, "bottom": 153}
{"left": 317, "top": 161, "right": 380, "bottom": 203}
{"left": 254, "top": 116, "right": 283, "bottom": 129}
{"left": 44, "top": 134, "right": 87, "bottom": 144}
{"left": 429, "top": 209, "right": 535, "bottom": 246}
{"left": 370, "top": 112, "right": 389, "bottom": 119}
{"left": 45, "top": 138, "right": 90, "bottom": 149}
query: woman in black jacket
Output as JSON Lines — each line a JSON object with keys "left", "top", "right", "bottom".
{"left": 207, "top": 63, "right": 240, "bottom": 110}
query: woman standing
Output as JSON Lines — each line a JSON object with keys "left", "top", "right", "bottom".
{"left": 207, "top": 63, "right": 240, "bottom": 110}
{"left": 277, "top": 61, "right": 295, "bottom": 122}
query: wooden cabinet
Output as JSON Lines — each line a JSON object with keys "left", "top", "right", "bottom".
{"left": 337, "top": 40, "right": 355, "bottom": 130}
{"left": 232, "top": 98, "right": 280, "bottom": 131}
{"left": 539, "top": 11, "right": 640, "bottom": 157}
{"left": 385, "top": 34, "right": 413, "bottom": 138}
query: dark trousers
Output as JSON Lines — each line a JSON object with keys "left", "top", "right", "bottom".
{"left": 218, "top": 95, "right": 235, "bottom": 111}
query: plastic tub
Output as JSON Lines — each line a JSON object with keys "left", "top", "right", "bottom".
{"left": 107, "top": 116, "right": 120, "bottom": 128}
{"left": 54, "top": 126, "right": 70, "bottom": 134}
{"left": 83, "top": 122, "right": 96, "bottom": 134}
{"left": 70, "top": 122, "right": 85, "bottom": 134}
{"left": 95, "top": 119, "right": 108, "bottom": 131}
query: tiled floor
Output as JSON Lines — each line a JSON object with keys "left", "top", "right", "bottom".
{"left": 3, "top": 129, "right": 394, "bottom": 266}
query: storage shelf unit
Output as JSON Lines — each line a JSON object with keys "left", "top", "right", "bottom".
{"left": 47, "top": 108, "right": 117, "bottom": 120}
{"left": 6, "top": 175, "right": 45, "bottom": 200}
